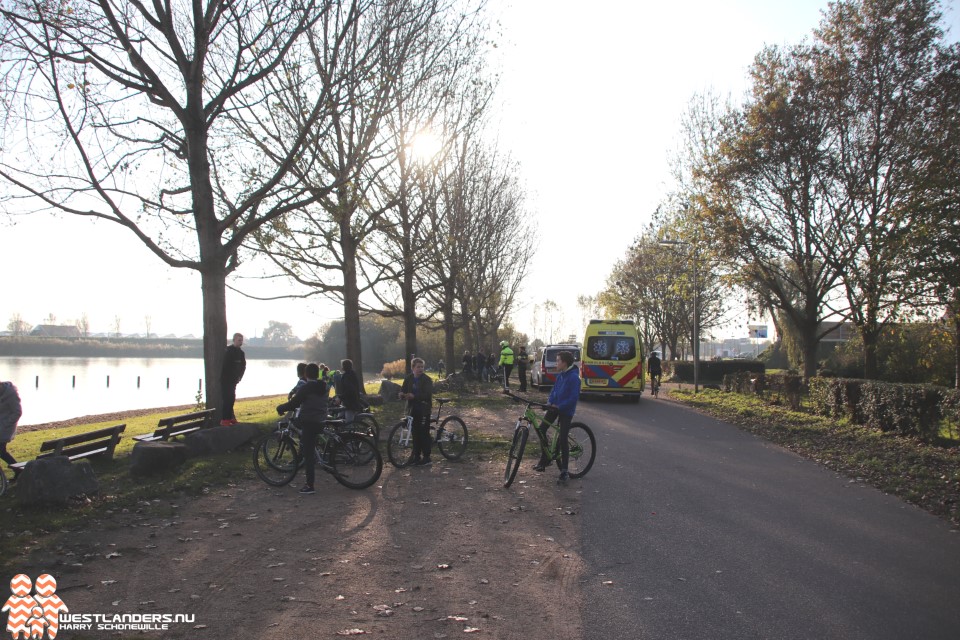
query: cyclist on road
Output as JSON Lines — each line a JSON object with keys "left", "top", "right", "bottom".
{"left": 276, "top": 363, "right": 329, "bottom": 495}
{"left": 647, "top": 351, "right": 662, "bottom": 394}
{"left": 533, "top": 350, "right": 579, "bottom": 484}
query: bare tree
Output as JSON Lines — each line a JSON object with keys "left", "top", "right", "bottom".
{"left": 0, "top": 0, "right": 357, "bottom": 414}
{"left": 365, "top": 1, "right": 493, "bottom": 371}
{"left": 7, "top": 313, "right": 30, "bottom": 337}
{"left": 75, "top": 313, "right": 90, "bottom": 338}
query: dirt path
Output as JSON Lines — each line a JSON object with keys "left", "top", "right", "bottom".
{"left": 11, "top": 405, "right": 587, "bottom": 639}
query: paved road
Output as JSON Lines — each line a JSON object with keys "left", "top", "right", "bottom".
{"left": 574, "top": 395, "right": 960, "bottom": 640}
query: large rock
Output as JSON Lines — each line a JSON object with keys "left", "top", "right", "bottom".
{"left": 130, "top": 441, "right": 189, "bottom": 478}
{"left": 378, "top": 379, "right": 403, "bottom": 402}
{"left": 183, "top": 423, "right": 259, "bottom": 456}
{"left": 16, "top": 457, "right": 100, "bottom": 506}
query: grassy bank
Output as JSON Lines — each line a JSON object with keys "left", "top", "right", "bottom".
{"left": 671, "top": 388, "right": 960, "bottom": 528}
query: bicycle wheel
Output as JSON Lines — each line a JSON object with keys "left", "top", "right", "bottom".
{"left": 503, "top": 426, "right": 528, "bottom": 488}
{"left": 252, "top": 431, "right": 301, "bottom": 486}
{"left": 387, "top": 420, "right": 415, "bottom": 468}
{"left": 566, "top": 422, "right": 597, "bottom": 479}
{"left": 436, "top": 415, "right": 468, "bottom": 461}
{"left": 357, "top": 413, "right": 381, "bottom": 441}
{"left": 352, "top": 416, "right": 380, "bottom": 443}
{"left": 329, "top": 433, "right": 383, "bottom": 489}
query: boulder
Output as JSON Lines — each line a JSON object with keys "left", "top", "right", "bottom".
{"left": 16, "top": 457, "right": 100, "bottom": 506}
{"left": 130, "top": 441, "right": 189, "bottom": 478}
{"left": 378, "top": 379, "right": 403, "bottom": 402}
{"left": 183, "top": 423, "right": 260, "bottom": 456}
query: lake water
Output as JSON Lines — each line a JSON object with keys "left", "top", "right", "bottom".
{"left": 0, "top": 356, "right": 301, "bottom": 425}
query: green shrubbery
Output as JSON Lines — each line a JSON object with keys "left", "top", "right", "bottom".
{"left": 803, "top": 377, "right": 949, "bottom": 442}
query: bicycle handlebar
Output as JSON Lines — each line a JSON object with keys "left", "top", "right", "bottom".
{"left": 502, "top": 389, "right": 549, "bottom": 410}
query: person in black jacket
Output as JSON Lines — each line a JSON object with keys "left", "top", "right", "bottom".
{"left": 276, "top": 363, "right": 328, "bottom": 494}
{"left": 220, "top": 333, "right": 246, "bottom": 426}
{"left": 338, "top": 359, "right": 365, "bottom": 424}
{"left": 399, "top": 357, "right": 434, "bottom": 466}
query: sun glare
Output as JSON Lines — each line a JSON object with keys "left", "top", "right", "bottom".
{"left": 408, "top": 130, "right": 443, "bottom": 163}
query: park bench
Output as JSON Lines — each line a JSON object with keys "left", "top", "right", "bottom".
{"left": 133, "top": 409, "right": 216, "bottom": 443}
{"left": 10, "top": 424, "right": 127, "bottom": 475}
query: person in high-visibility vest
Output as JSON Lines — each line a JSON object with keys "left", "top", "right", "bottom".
{"left": 499, "top": 340, "right": 515, "bottom": 390}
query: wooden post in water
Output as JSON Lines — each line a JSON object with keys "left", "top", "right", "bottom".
{"left": 167, "top": 377, "right": 170, "bottom": 389}
{"left": 72, "top": 376, "right": 76, "bottom": 388}
{"left": 107, "top": 375, "right": 110, "bottom": 388}
{"left": 137, "top": 375, "right": 141, "bottom": 388}
{"left": 35, "top": 375, "right": 39, "bottom": 388}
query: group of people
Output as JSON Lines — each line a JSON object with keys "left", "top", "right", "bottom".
{"left": 460, "top": 342, "right": 529, "bottom": 391}
{"left": 275, "top": 358, "right": 365, "bottom": 495}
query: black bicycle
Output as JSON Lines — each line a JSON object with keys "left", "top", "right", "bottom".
{"left": 252, "top": 412, "right": 382, "bottom": 490}
{"left": 386, "top": 398, "right": 468, "bottom": 468}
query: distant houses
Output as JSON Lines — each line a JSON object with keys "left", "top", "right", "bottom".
{"left": 29, "top": 324, "right": 82, "bottom": 339}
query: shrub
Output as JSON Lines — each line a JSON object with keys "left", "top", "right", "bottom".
{"left": 942, "top": 389, "right": 960, "bottom": 440}
{"left": 764, "top": 373, "right": 804, "bottom": 410}
{"left": 858, "top": 381, "right": 944, "bottom": 441}
{"left": 380, "top": 358, "right": 406, "bottom": 379}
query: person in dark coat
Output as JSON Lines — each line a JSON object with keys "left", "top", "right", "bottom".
{"left": 338, "top": 359, "right": 365, "bottom": 424}
{"left": 0, "top": 380, "right": 22, "bottom": 468}
{"left": 276, "top": 363, "right": 328, "bottom": 494}
{"left": 399, "top": 357, "right": 434, "bottom": 466}
{"left": 516, "top": 346, "right": 529, "bottom": 392}
{"left": 462, "top": 351, "right": 473, "bottom": 379}
{"left": 475, "top": 350, "right": 486, "bottom": 382}
{"left": 220, "top": 333, "right": 246, "bottom": 426}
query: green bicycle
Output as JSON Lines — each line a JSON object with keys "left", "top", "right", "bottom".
{"left": 503, "top": 391, "right": 596, "bottom": 488}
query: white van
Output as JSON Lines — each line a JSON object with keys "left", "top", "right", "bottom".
{"left": 530, "top": 344, "right": 581, "bottom": 390}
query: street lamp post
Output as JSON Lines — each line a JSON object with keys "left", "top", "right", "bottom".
{"left": 660, "top": 239, "right": 699, "bottom": 393}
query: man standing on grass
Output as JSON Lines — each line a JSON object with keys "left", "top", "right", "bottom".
{"left": 220, "top": 333, "right": 246, "bottom": 425}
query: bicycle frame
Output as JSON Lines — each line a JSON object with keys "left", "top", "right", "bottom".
{"left": 393, "top": 399, "right": 449, "bottom": 445}
{"left": 509, "top": 392, "right": 578, "bottom": 464}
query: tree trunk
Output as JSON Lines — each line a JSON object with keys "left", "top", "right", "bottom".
{"left": 442, "top": 281, "right": 457, "bottom": 375}
{"left": 801, "top": 324, "right": 819, "bottom": 380}
{"left": 340, "top": 217, "right": 365, "bottom": 385}
{"left": 201, "top": 266, "right": 228, "bottom": 420}
{"left": 954, "top": 288, "right": 960, "bottom": 390}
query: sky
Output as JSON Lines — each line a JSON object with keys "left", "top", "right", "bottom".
{"left": 1, "top": 0, "right": 957, "bottom": 343}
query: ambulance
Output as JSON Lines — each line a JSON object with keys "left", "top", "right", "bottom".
{"left": 579, "top": 319, "right": 644, "bottom": 401}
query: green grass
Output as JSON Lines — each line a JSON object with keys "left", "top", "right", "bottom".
{"left": 671, "top": 388, "right": 960, "bottom": 527}
{"left": 0, "top": 396, "right": 291, "bottom": 571}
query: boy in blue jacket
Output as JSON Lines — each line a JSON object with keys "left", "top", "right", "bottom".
{"left": 534, "top": 350, "right": 579, "bottom": 483}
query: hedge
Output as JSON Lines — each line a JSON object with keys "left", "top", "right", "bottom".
{"left": 795, "top": 377, "right": 945, "bottom": 442}
{"left": 671, "top": 360, "right": 764, "bottom": 384}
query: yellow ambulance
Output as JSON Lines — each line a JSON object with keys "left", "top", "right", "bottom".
{"left": 579, "top": 319, "right": 644, "bottom": 401}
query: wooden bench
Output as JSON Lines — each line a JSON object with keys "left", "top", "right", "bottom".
{"left": 133, "top": 409, "right": 216, "bottom": 443}
{"left": 11, "top": 424, "right": 127, "bottom": 474}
